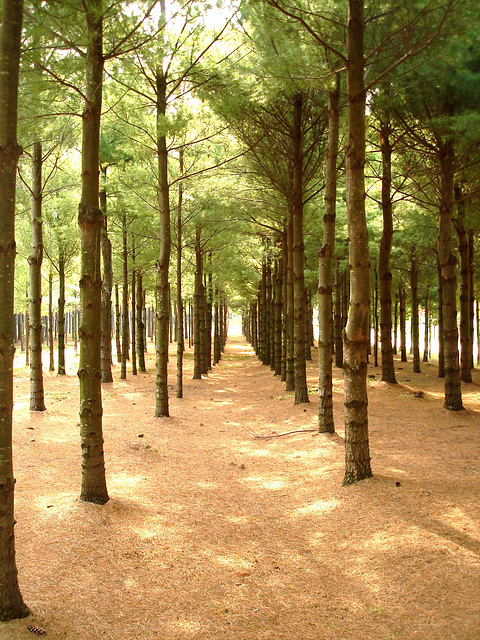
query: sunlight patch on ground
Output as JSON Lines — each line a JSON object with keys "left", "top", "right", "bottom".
{"left": 291, "top": 498, "right": 339, "bottom": 519}
{"left": 109, "top": 472, "right": 145, "bottom": 489}
{"left": 224, "top": 514, "right": 249, "bottom": 525}
{"left": 197, "top": 481, "right": 218, "bottom": 490}
{"left": 242, "top": 475, "right": 287, "bottom": 491}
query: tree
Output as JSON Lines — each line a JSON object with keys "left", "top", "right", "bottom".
{"left": 0, "top": 0, "right": 30, "bottom": 620}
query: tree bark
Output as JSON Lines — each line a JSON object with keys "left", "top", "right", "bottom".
{"left": 136, "top": 274, "right": 146, "bottom": 373}
{"left": 437, "top": 254, "right": 445, "bottom": 378}
{"left": 100, "top": 165, "right": 113, "bottom": 383}
{"left": 438, "top": 142, "right": 462, "bottom": 409}
{"left": 343, "top": 0, "right": 372, "bottom": 485}
{"left": 410, "top": 255, "right": 421, "bottom": 373}
{"left": 378, "top": 120, "right": 396, "bottom": 382}
{"left": 292, "top": 94, "right": 308, "bottom": 404}
{"left": 121, "top": 213, "right": 128, "bottom": 380}
{"left": 48, "top": 272, "right": 54, "bottom": 371}
{"left": 399, "top": 282, "right": 407, "bottom": 362}
{"left": 193, "top": 227, "right": 203, "bottom": 380}
{"left": 57, "top": 254, "right": 66, "bottom": 375}
{"left": 176, "top": 149, "right": 184, "bottom": 396}
{"left": 318, "top": 76, "right": 340, "bottom": 433}
{"left": 78, "top": 0, "right": 109, "bottom": 504}
{"left": 334, "top": 257, "right": 343, "bottom": 367}
{"left": 0, "top": 0, "right": 30, "bottom": 619}
{"left": 423, "top": 286, "right": 430, "bottom": 362}
{"left": 454, "top": 184, "right": 472, "bottom": 383}
{"left": 131, "top": 243, "right": 137, "bottom": 376}
{"left": 28, "top": 141, "right": 46, "bottom": 410}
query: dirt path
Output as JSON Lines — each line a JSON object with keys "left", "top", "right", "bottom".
{"left": 2, "top": 334, "right": 480, "bottom": 639}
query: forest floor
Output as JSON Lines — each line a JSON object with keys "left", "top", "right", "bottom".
{"left": 2, "top": 332, "right": 480, "bottom": 640}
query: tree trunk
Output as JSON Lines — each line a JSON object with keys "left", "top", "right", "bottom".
{"left": 136, "top": 274, "right": 146, "bottom": 373}
{"left": 438, "top": 142, "right": 462, "bottom": 409}
{"left": 115, "top": 284, "right": 121, "bottom": 363}
{"left": 423, "top": 286, "right": 429, "bottom": 362}
{"left": 343, "top": 0, "right": 372, "bottom": 485}
{"left": 318, "top": 76, "right": 340, "bottom": 433}
{"left": 334, "top": 257, "right": 343, "bottom": 367}
{"left": 274, "top": 254, "right": 283, "bottom": 376}
{"left": 131, "top": 244, "right": 137, "bottom": 376}
{"left": 78, "top": 0, "right": 109, "bottom": 504}
{"left": 379, "top": 120, "right": 396, "bottom": 382}
{"left": 399, "top": 282, "right": 407, "bottom": 362}
{"left": 0, "top": 0, "right": 30, "bottom": 619}
{"left": 373, "top": 266, "right": 379, "bottom": 367}
{"left": 454, "top": 184, "right": 472, "bottom": 383}
{"left": 437, "top": 254, "right": 445, "bottom": 378}
{"left": 193, "top": 227, "right": 203, "bottom": 379}
{"left": 292, "top": 94, "right": 309, "bottom": 405}
{"left": 410, "top": 255, "right": 421, "bottom": 373}
{"left": 28, "top": 141, "right": 46, "bottom": 410}
{"left": 57, "top": 255, "right": 66, "bottom": 375}
{"left": 155, "top": 6, "right": 171, "bottom": 417}
{"left": 121, "top": 213, "right": 128, "bottom": 381}
{"left": 48, "top": 272, "right": 54, "bottom": 371}
{"left": 176, "top": 149, "right": 184, "bottom": 396}
{"left": 100, "top": 165, "right": 113, "bottom": 383}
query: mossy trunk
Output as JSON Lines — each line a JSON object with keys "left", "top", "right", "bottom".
{"left": 343, "top": 0, "right": 372, "bottom": 485}
{"left": 28, "top": 141, "right": 46, "bottom": 410}
{"left": 78, "top": 0, "right": 109, "bottom": 504}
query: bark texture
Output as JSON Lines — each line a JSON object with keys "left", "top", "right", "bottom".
{"left": 343, "top": 0, "right": 372, "bottom": 485}
{"left": 0, "top": 0, "right": 31, "bottom": 619}
{"left": 78, "top": 0, "right": 109, "bottom": 504}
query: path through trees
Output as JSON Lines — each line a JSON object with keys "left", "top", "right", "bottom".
{"left": 7, "top": 333, "right": 480, "bottom": 639}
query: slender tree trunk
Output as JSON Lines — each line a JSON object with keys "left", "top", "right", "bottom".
{"left": 193, "top": 227, "right": 203, "bottom": 379}
{"left": 399, "top": 282, "right": 407, "bottom": 362}
{"left": 343, "top": 0, "right": 372, "bottom": 485}
{"left": 274, "top": 254, "right": 283, "bottom": 376}
{"left": 379, "top": 120, "right": 396, "bottom": 382}
{"left": 214, "top": 290, "right": 221, "bottom": 365}
{"left": 28, "top": 141, "right": 46, "bottom": 410}
{"left": 136, "top": 274, "right": 146, "bottom": 373}
{"left": 469, "top": 232, "right": 474, "bottom": 370}
{"left": 78, "top": 0, "right": 109, "bottom": 504}
{"left": 410, "top": 255, "right": 421, "bottom": 373}
{"left": 318, "top": 76, "right": 339, "bottom": 433}
{"left": 423, "top": 286, "right": 429, "bottom": 362}
{"left": 100, "top": 165, "right": 113, "bottom": 383}
{"left": 476, "top": 299, "right": 480, "bottom": 367}
{"left": 393, "top": 297, "right": 398, "bottom": 355}
{"left": 438, "top": 142, "right": 462, "bottom": 409}
{"left": 292, "top": 94, "right": 309, "bottom": 404}
{"left": 131, "top": 244, "right": 137, "bottom": 376}
{"left": 121, "top": 214, "right": 128, "bottom": 380}
{"left": 176, "top": 150, "right": 184, "bottom": 396}
{"left": 48, "top": 272, "right": 54, "bottom": 371}
{"left": 454, "top": 184, "right": 472, "bottom": 383}
{"left": 57, "top": 255, "right": 66, "bottom": 375}
{"left": 334, "top": 257, "right": 343, "bottom": 367}
{"left": 437, "top": 254, "right": 445, "bottom": 378}
{"left": 115, "top": 284, "right": 121, "bottom": 363}
{"left": 25, "top": 287, "right": 29, "bottom": 367}
{"left": 0, "top": 0, "right": 30, "bottom": 619}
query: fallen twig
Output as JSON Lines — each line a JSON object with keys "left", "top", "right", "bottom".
{"left": 254, "top": 428, "right": 316, "bottom": 440}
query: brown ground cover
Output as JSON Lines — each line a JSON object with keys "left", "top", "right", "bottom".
{"left": 2, "top": 333, "right": 480, "bottom": 640}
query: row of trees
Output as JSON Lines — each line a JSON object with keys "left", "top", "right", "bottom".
{"left": 1, "top": 0, "right": 480, "bottom": 622}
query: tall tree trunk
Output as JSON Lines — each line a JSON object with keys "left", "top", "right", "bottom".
{"left": 0, "top": 0, "right": 30, "bottom": 619}
{"left": 343, "top": 0, "right": 372, "bottom": 485}
{"left": 318, "top": 76, "right": 340, "bottom": 433}
{"left": 399, "top": 282, "right": 407, "bottom": 362}
{"left": 393, "top": 296, "right": 398, "bottom": 355}
{"left": 437, "top": 254, "right": 445, "bottom": 378}
{"left": 274, "top": 254, "right": 283, "bottom": 376}
{"left": 100, "top": 165, "right": 113, "bottom": 383}
{"left": 28, "top": 141, "right": 46, "bottom": 410}
{"left": 25, "top": 287, "right": 29, "bottom": 367}
{"left": 454, "top": 184, "right": 472, "bottom": 383}
{"left": 155, "top": 0, "right": 171, "bottom": 417}
{"left": 423, "top": 286, "right": 430, "bottom": 362}
{"left": 214, "top": 289, "right": 221, "bottom": 365}
{"left": 438, "top": 142, "right": 462, "bottom": 409}
{"left": 78, "top": 0, "right": 109, "bottom": 504}
{"left": 334, "top": 257, "right": 343, "bottom": 367}
{"left": 57, "top": 254, "right": 66, "bottom": 375}
{"left": 469, "top": 232, "right": 474, "bottom": 370}
{"left": 131, "top": 243, "right": 137, "bottom": 376}
{"left": 373, "top": 266, "right": 379, "bottom": 367}
{"left": 48, "top": 272, "right": 54, "bottom": 371}
{"left": 379, "top": 120, "right": 396, "bottom": 382}
{"left": 121, "top": 213, "right": 128, "bottom": 381}
{"left": 292, "top": 94, "right": 309, "bottom": 404}
{"left": 193, "top": 227, "right": 203, "bottom": 379}
{"left": 176, "top": 149, "right": 184, "bottom": 396}
{"left": 136, "top": 274, "right": 146, "bottom": 373}
{"left": 410, "top": 254, "right": 421, "bottom": 373}
{"left": 115, "top": 283, "right": 121, "bottom": 363}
